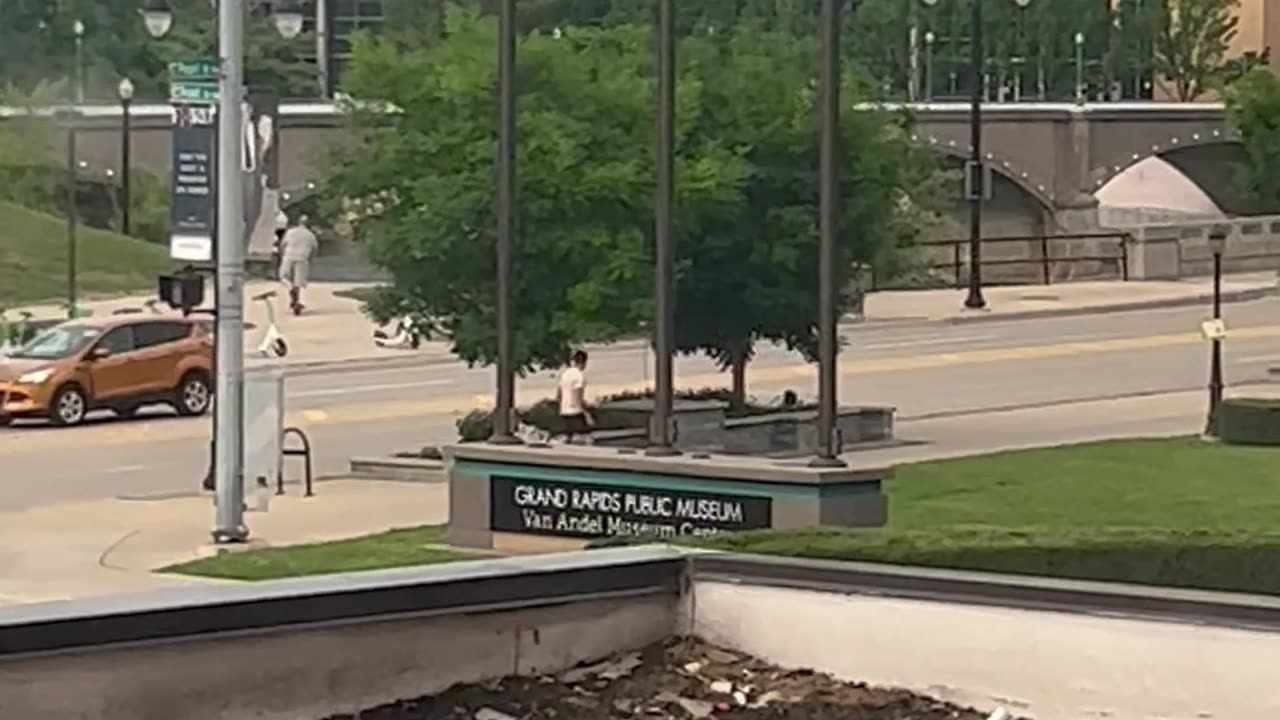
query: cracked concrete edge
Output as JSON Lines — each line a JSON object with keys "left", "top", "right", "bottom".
{"left": 259, "top": 286, "right": 1277, "bottom": 377}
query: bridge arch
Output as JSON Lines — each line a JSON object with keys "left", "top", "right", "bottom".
{"left": 1089, "top": 124, "right": 1262, "bottom": 213}
{"left": 913, "top": 135, "right": 1058, "bottom": 214}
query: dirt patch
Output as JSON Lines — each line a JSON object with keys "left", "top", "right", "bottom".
{"left": 324, "top": 637, "right": 1007, "bottom": 720}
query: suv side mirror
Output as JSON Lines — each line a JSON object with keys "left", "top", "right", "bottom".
{"left": 88, "top": 346, "right": 112, "bottom": 361}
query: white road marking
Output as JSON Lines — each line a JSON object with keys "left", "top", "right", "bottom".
{"left": 290, "top": 379, "right": 452, "bottom": 398}
{"left": 1231, "top": 354, "right": 1280, "bottom": 364}
{"left": 859, "top": 334, "right": 996, "bottom": 350}
{"left": 102, "top": 464, "right": 146, "bottom": 475}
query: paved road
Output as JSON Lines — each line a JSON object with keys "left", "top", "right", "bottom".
{"left": 3, "top": 299, "right": 1279, "bottom": 511}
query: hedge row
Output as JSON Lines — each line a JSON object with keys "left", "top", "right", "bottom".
{"left": 682, "top": 525, "right": 1280, "bottom": 596}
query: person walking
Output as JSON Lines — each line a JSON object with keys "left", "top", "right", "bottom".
{"left": 278, "top": 214, "right": 318, "bottom": 316}
{"left": 557, "top": 349, "right": 593, "bottom": 443}
{"left": 271, "top": 209, "right": 288, "bottom": 276}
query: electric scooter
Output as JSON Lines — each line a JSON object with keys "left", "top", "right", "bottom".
{"left": 252, "top": 291, "right": 289, "bottom": 358}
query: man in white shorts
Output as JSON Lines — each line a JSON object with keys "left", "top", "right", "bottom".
{"left": 557, "top": 350, "right": 593, "bottom": 443}
{"left": 279, "top": 215, "right": 318, "bottom": 315}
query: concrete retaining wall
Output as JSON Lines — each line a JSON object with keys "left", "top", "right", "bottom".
{"left": 0, "top": 595, "right": 677, "bottom": 720}
{"left": 692, "top": 580, "right": 1280, "bottom": 720}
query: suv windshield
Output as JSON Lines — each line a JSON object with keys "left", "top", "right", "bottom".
{"left": 9, "top": 324, "right": 102, "bottom": 360}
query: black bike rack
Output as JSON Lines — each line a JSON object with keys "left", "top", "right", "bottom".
{"left": 279, "top": 426, "right": 315, "bottom": 497}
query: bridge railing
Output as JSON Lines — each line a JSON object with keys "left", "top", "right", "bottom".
{"left": 873, "top": 232, "right": 1132, "bottom": 291}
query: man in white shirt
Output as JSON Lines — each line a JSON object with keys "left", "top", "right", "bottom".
{"left": 279, "top": 214, "right": 318, "bottom": 315}
{"left": 557, "top": 350, "right": 592, "bottom": 443}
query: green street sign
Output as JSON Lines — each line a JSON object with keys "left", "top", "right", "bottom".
{"left": 169, "top": 81, "right": 219, "bottom": 104}
{"left": 168, "top": 58, "right": 219, "bottom": 81}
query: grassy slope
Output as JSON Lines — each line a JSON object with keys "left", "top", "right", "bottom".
{"left": 0, "top": 202, "right": 171, "bottom": 307}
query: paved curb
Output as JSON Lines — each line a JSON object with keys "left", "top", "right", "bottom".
{"left": 259, "top": 285, "right": 1276, "bottom": 377}
{"left": 348, "top": 456, "right": 447, "bottom": 483}
{"left": 937, "top": 285, "right": 1276, "bottom": 326}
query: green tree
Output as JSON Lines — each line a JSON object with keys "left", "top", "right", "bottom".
{"left": 1153, "top": 0, "right": 1239, "bottom": 101}
{"left": 323, "top": 13, "right": 669, "bottom": 371}
{"left": 324, "top": 10, "right": 943, "bottom": 388}
{"left": 672, "top": 25, "right": 946, "bottom": 407}
{"left": 1225, "top": 68, "right": 1280, "bottom": 213}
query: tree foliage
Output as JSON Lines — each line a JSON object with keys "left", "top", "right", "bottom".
{"left": 0, "top": 0, "right": 318, "bottom": 100}
{"left": 1153, "top": 0, "right": 1240, "bottom": 101}
{"left": 322, "top": 11, "right": 945, "bottom": 388}
{"left": 1225, "top": 68, "right": 1280, "bottom": 213}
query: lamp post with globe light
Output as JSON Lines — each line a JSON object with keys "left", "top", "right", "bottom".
{"left": 1205, "top": 230, "right": 1227, "bottom": 436}
{"left": 140, "top": 0, "right": 304, "bottom": 543}
{"left": 117, "top": 78, "right": 135, "bottom": 236}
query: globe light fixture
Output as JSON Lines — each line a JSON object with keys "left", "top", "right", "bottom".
{"left": 273, "top": 0, "right": 305, "bottom": 40}
{"left": 141, "top": 0, "right": 173, "bottom": 38}
{"left": 117, "top": 77, "right": 135, "bottom": 101}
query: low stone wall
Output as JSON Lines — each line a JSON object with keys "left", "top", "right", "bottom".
{"left": 590, "top": 400, "right": 895, "bottom": 457}
{"left": 721, "top": 407, "right": 894, "bottom": 456}
{"left": 1123, "top": 215, "right": 1280, "bottom": 280}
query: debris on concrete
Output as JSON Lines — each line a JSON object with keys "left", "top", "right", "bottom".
{"left": 323, "top": 637, "right": 1018, "bottom": 719}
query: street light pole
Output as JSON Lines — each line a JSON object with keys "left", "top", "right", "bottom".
{"left": 963, "top": 0, "right": 986, "bottom": 310}
{"left": 118, "top": 78, "right": 135, "bottom": 236}
{"left": 812, "top": 0, "right": 847, "bottom": 468}
{"left": 212, "top": 0, "right": 249, "bottom": 542}
{"left": 66, "top": 19, "right": 86, "bottom": 320}
{"left": 648, "top": 0, "right": 678, "bottom": 456}
{"left": 142, "top": 0, "right": 304, "bottom": 540}
{"left": 1205, "top": 230, "right": 1226, "bottom": 436}
{"left": 489, "top": 0, "right": 519, "bottom": 445}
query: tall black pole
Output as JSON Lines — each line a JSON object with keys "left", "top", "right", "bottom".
{"left": 963, "top": 0, "right": 986, "bottom": 310}
{"left": 490, "top": 0, "right": 519, "bottom": 444}
{"left": 811, "top": 0, "right": 846, "bottom": 468}
{"left": 648, "top": 0, "right": 679, "bottom": 456}
{"left": 1206, "top": 245, "right": 1224, "bottom": 436}
{"left": 66, "top": 123, "right": 78, "bottom": 320}
{"left": 121, "top": 96, "right": 133, "bottom": 236}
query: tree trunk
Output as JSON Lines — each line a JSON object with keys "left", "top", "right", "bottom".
{"left": 730, "top": 345, "right": 748, "bottom": 412}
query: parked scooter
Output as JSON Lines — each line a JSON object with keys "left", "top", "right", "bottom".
{"left": 252, "top": 291, "right": 289, "bottom": 358}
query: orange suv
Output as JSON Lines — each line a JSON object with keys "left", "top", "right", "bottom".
{"left": 0, "top": 315, "right": 213, "bottom": 427}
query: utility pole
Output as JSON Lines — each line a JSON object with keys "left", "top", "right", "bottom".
{"left": 213, "top": 0, "right": 248, "bottom": 542}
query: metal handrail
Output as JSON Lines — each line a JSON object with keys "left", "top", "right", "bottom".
{"left": 873, "top": 232, "right": 1132, "bottom": 290}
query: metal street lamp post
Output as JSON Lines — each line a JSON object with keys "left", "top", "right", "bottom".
{"left": 812, "top": 0, "right": 847, "bottom": 468}
{"left": 490, "top": 0, "right": 519, "bottom": 445}
{"left": 1074, "top": 32, "right": 1086, "bottom": 104}
{"left": 913, "top": 0, "right": 939, "bottom": 103}
{"left": 962, "top": 0, "right": 1031, "bottom": 312}
{"left": 963, "top": 0, "right": 985, "bottom": 310}
{"left": 647, "top": 0, "right": 679, "bottom": 456}
{"left": 66, "top": 19, "right": 86, "bottom": 320}
{"left": 142, "top": 0, "right": 305, "bottom": 542}
{"left": 1205, "top": 230, "right": 1227, "bottom": 436}
{"left": 118, "top": 77, "right": 135, "bottom": 236}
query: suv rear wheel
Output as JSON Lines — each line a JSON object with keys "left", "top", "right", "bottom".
{"left": 49, "top": 385, "right": 88, "bottom": 426}
{"left": 175, "top": 372, "right": 211, "bottom": 416}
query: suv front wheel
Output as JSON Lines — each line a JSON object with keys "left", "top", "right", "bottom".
{"left": 49, "top": 385, "right": 88, "bottom": 426}
{"left": 174, "top": 372, "right": 212, "bottom": 417}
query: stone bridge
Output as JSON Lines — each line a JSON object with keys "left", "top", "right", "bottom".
{"left": 39, "top": 100, "right": 1239, "bottom": 234}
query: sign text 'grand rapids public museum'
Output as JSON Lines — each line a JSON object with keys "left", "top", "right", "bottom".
{"left": 490, "top": 476, "right": 772, "bottom": 540}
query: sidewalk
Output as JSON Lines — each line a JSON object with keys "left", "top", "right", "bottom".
{"left": 0, "top": 388, "right": 1221, "bottom": 606}
{"left": 863, "top": 271, "right": 1277, "bottom": 324}
{"left": 0, "top": 480, "right": 446, "bottom": 606}
{"left": 12, "top": 273, "right": 1275, "bottom": 375}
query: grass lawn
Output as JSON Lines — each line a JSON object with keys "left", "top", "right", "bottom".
{"left": 0, "top": 202, "right": 172, "bottom": 307}
{"left": 166, "top": 526, "right": 473, "bottom": 581}
{"left": 162, "top": 437, "right": 1280, "bottom": 593}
